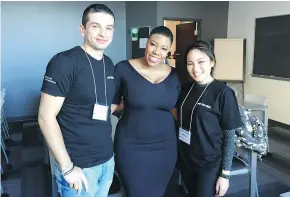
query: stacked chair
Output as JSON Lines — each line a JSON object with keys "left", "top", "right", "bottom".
{"left": 1, "top": 88, "right": 11, "bottom": 197}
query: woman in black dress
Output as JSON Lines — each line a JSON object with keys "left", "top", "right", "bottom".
{"left": 177, "top": 40, "right": 242, "bottom": 197}
{"left": 111, "top": 26, "right": 181, "bottom": 197}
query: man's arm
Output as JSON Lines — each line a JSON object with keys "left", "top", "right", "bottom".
{"left": 39, "top": 54, "right": 88, "bottom": 193}
{"left": 38, "top": 92, "right": 71, "bottom": 171}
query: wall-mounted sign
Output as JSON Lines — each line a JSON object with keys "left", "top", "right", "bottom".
{"left": 130, "top": 27, "right": 139, "bottom": 41}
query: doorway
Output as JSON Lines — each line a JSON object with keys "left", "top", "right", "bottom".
{"left": 164, "top": 18, "right": 201, "bottom": 84}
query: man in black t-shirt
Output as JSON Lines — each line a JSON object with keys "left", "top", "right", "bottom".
{"left": 38, "top": 4, "right": 116, "bottom": 197}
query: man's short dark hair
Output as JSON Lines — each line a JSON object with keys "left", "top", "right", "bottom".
{"left": 82, "top": 4, "right": 115, "bottom": 27}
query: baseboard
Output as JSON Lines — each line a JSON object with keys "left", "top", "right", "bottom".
{"left": 6, "top": 115, "right": 38, "bottom": 123}
{"left": 269, "top": 119, "right": 290, "bottom": 131}
{"left": 268, "top": 119, "right": 290, "bottom": 144}
{"left": 264, "top": 152, "right": 290, "bottom": 175}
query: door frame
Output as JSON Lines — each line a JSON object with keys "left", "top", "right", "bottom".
{"left": 163, "top": 17, "right": 203, "bottom": 40}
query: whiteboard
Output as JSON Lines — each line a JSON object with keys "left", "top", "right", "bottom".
{"left": 213, "top": 39, "right": 245, "bottom": 82}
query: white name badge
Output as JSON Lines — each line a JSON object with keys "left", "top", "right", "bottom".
{"left": 179, "top": 127, "right": 191, "bottom": 145}
{"left": 92, "top": 104, "right": 108, "bottom": 121}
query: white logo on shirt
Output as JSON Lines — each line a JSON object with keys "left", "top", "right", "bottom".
{"left": 197, "top": 102, "right": 211, "bottom": 109}
{"left": 44, "top": 76, "right": 56, "bottom": 84}
{"left": 107, "top": 76, "right": 114, "bottom": 79}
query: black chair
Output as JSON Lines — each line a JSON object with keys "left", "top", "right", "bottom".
{"left": 231, "top": 147, "right": 259, "bottom": 197}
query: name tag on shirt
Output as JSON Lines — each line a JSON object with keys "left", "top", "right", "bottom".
{"left": 179, "top": 127, "right": 191, "bottom": 145}
{"left": 92, "top": 104, "right": 108, "bottom": 121}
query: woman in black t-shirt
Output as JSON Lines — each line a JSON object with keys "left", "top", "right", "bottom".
{"left": 176, "top": 40, "right": 242, "bottom": 197}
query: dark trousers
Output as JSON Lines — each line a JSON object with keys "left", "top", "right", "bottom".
{"left": 180, "top": 164, "right": 220, "bottom": 197}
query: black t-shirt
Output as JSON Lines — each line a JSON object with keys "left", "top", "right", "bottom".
{"left": 177, "top": 80, "right": 241, "bottom": 170}
{"left": 41, "top": 46, "right": 115, "bottom": 168}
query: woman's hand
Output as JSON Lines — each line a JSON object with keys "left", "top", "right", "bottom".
{"left": 215, "top": 176, "right": 229, "bottom": 196}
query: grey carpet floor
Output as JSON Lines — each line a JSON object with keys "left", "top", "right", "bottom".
{"left": 2, "top": 123, "right": 290, "bottom": 197}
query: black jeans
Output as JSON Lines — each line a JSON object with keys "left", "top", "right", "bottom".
{"left": 180, "top": 164, "right": 220, "bottom": 197}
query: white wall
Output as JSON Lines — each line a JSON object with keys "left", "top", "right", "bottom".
{"left": 1, "top": 1, "right": 126, "bottom": 118}
{"left": 227, "top": 1, "right": 290, "bottom": 126}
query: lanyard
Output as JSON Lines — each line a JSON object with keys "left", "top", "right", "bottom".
{"left": 180, "top": 82, "right": 212, "bottom": 132}
{"left": 83, "top": 47, "right": 107, "bottom": 106}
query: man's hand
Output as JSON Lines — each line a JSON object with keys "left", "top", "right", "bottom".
{"left": 63, "top": 166, "right": 89, "bottom": 194}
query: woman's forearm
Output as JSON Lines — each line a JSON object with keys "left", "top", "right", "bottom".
{"left": 221, "top": 129, "right": 236, "bottom": 172}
